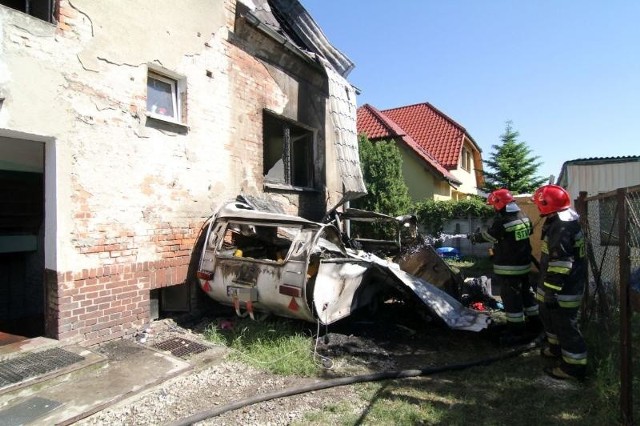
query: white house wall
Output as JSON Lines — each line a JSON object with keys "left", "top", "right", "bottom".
{"left": 1, "top": 2, "right": 234, "bottom": 273}
{"left": 449, "top": 168, "right": 477, "bottom": 196}
{"left": 449, "top": 138, "right": 482, "bottom": 196}
{"left": 0, "top": 0, "right": 343, "bottom": 344}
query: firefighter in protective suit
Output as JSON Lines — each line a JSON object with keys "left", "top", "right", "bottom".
{"left": 468, "top": 189, "right": 540, "bottom": 343}
{"left": 532, "top": 184, "right": 587, "bottom": 381}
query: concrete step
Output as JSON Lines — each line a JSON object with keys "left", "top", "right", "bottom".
{"left": 0, "top": 337, "right": 108, "bottom": 408}
{"left": 0, "top": 338, "right": 193, "bottom": 425}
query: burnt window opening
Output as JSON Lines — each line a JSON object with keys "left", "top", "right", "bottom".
{"left": 263, "top": 110, "right": 315, "bottom": 189}
{"left": 2, "top": 0, "right": 56, "bottom": 23}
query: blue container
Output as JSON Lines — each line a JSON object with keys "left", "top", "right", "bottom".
{"left": 436, "top": 246, "right": 461, "bottom": 259}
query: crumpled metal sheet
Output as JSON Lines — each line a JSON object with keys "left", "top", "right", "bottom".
{"left": 352, "top": 251, "right": 491, "bottom": 332}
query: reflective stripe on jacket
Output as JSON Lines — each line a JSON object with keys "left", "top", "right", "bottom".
{"left": 475, "top": 205, "right": 533, "bottom": 276}
{"left": 537, "top": 210, "right": 586, "bottom": 304}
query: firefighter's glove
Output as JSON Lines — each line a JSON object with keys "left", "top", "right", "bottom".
{"left": 543, "top": 291, "right": 559, "bottom": 310}
{"left": 467, "top": 233, "right": 479, "bottom": 244}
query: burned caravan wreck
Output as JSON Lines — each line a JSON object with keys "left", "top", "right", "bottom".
{"left": 325, "top": 207, "right": 464, "bottom": 300}
{"left": 197, "top": 201, "right": 490, "bottom": 332}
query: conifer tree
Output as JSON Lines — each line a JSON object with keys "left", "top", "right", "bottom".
{"left": 482, "top": 121, "right": 547, "bottom": 194}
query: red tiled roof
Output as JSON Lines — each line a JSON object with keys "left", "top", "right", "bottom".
{"left": 356, "top": 104, "right": 461, "bottom": 185}
{"left": 382, "top": 103, "right": 469, "bottom": 169}
{"left": 357, "top": 105, "right": 400, "bottom": 140}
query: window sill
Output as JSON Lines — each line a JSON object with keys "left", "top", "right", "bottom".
{"left": 264, "top": 182, "right": 318, "bottom": 193}
{"left": 146, "top": 113, "right": 189, "bottom": 132}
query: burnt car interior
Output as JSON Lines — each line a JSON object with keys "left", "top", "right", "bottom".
{"left": 219, "top": 223, "right": 294, "bottom": 262}
{"left": 325, "top": 208, "right": 420, "bottom": 258}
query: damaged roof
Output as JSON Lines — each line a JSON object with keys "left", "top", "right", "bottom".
{"left": 245, "top": 0, "right": 355, "bottom": 77}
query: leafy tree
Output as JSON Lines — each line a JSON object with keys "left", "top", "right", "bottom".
{"left": 353, "top": 135, "right": 412, "bottom": 217}
{"left": 482, "top": 121, "right": 547, "bottom": 193}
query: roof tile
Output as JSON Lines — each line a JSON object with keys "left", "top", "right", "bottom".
{"left": 356, "top": 106, "right": 396, "bottom": 140}
{"left": 356, "top": 104, "right": 461, "bottom": 185}
{"left": 382, "top": 103, "right": 467, "bottom": 169}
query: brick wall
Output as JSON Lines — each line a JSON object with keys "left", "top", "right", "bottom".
{"left": 45, "top": 221, "right": 198, "bottom": 346}
{"left": 226, "top": 11, "right": 330, "bottom": 221}
{"left": 56, "top": 1, "right": 76, "bottom": 34}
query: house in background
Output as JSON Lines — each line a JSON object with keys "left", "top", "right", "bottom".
{"left": 0, "top": 0, "right": 364, "bottom": 346}
{"left": 556, "top": 156, "right": 640, "bottom": 203}
{"left": 357, "top": 102, "right": 484, "bottom": 202}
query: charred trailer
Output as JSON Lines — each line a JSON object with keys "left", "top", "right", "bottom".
{"left": 197, "top": 202, "right": 375, "bottom": 324}
{"left": 197, "top": 202, "right": 490, "bottom": 332}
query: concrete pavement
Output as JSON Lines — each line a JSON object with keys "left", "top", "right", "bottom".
{"left": 0, "top": 334, "right": 223, "bottom": 425}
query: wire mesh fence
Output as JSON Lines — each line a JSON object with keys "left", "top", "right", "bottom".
{"left": 576, "top": 185, "right": 640, "bottom": 425}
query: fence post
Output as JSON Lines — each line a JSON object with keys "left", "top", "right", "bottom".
{"left": 576, "top": 192, "right": 589, "bottom": 319}
{"left": 617, "top": 188, "right": 633, "bottom": 425}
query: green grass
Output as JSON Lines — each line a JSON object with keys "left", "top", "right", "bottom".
{"left": 298, "top": 353, "right": 627, "bottom": 425}
{"left": 297, "top": 400, "right": 360, "bottom": 426}
{"left": 204, "top": 313, "right": 637, "bottom": 425}
{"left": 204, "top": 317, "right": 319, "bottom": 376}
{"left": 446, "top": 255, "right": 493, "bottom": 279}
{"left": 201, "top": 254, "right": 639, "bottom": 425}
{"left": 201, "top": 313, "right": 637, "bottom": 425}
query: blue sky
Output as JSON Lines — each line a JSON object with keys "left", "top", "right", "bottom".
{"left": 301, "top": 0, "right": 639, "bottom": 181}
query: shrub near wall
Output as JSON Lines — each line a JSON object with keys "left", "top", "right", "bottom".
{"left": 415, "top": 197, "right": 493, "bottom": 237}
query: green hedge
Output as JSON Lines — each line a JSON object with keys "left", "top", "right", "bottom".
{"left": 414, "top": 197, "right": 493, "bottom": 236}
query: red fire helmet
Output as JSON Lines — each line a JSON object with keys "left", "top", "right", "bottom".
{"left": 532, "top": 184, "right": 571, "bottom": 215}
{"left": 487, "top": 188, "right": 514, "bottom": 211}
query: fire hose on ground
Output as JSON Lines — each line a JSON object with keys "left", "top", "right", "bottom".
{"left": 166, "top": 340, "right": 539, "bottom": 426}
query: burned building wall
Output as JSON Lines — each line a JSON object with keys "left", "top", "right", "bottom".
{"left": 0, "top": 0, "right": 342, "bottom": 345}
{"left": 230, "top": 1, "right": 330, "bottom": 221}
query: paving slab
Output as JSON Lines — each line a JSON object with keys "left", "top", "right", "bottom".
{"left": 0, "top": 340, "right": 192, "bottom": 425}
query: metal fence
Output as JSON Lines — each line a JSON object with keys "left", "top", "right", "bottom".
{"left": 576, "top": 185, "right": 640, "bottom": 426}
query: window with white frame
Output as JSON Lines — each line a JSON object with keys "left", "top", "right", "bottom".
{"left": 263, "top": 110, "right": 315, "bottom": 189}
{"left": 146, "top": 67, "right": 186, "bottom": 124}
{"left": 461, "top": 147, "right": 472, "bottom": 171}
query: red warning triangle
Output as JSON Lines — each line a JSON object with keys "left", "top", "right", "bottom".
{"left": 288, "top": 297, "right": 299, "bottom": 312}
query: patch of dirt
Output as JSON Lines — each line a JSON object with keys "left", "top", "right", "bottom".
{"left": 148, "top": 300, "right": 513, "bottom": 374}
{"left": 313, "top": 303, "right": 506, "bottom": 372}
{"left": 80, "top": 302, "right": 533, "bottom": 425}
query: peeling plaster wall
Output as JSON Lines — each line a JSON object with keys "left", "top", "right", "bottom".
{"left": 1, "top": 2, "right": 234, "bottom": 273}
{"left": 0, "top": 0, "right": 336, "bottom": 344}
{"left": 72, "top": 0, "right": 224, "bottom": 72}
